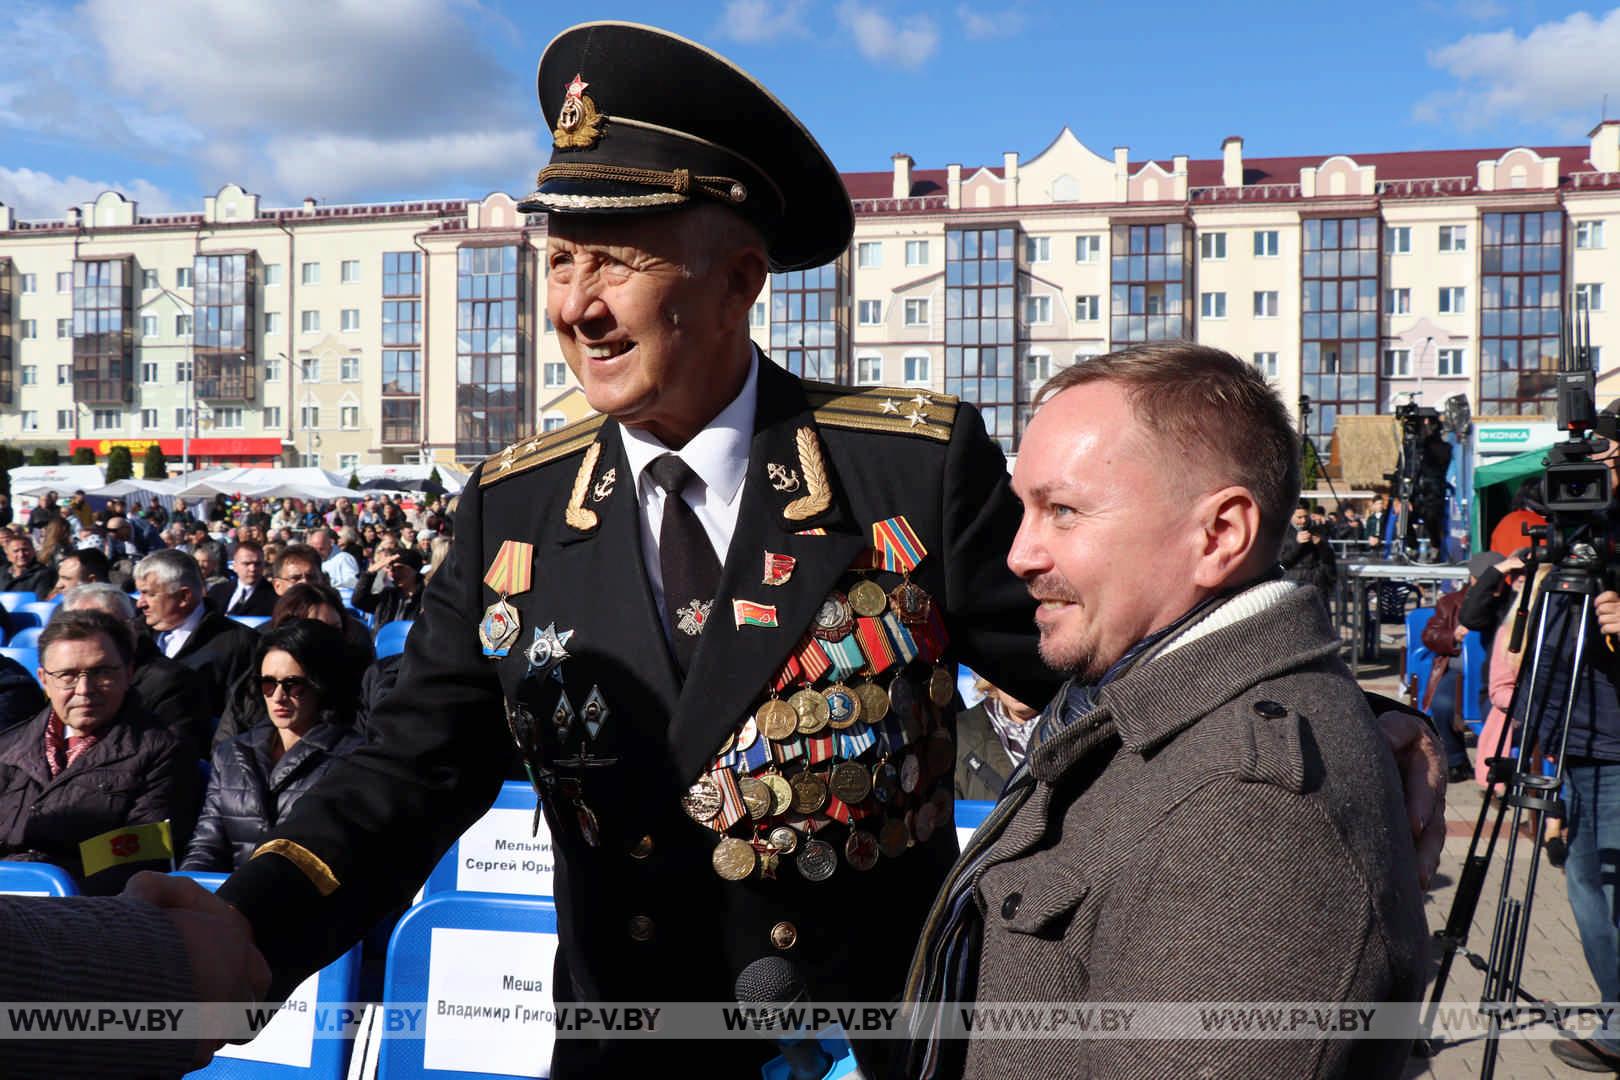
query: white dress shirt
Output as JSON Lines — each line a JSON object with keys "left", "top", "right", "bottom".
{"left": 321, "top": 550, "right": 360, "bottom": 590}
{"left": 620, "top": 353, "right": 758, "bottom": 642}
{"left": 159, "top": 603, "right": 205, "bottom": 659}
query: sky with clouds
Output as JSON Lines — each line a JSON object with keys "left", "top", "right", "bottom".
{"left": 2, "top": 0, "right": 1619, "bottom": 221}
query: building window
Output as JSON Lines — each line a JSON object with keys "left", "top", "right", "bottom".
{"left": 1480, "top": 211, "right": 1564, "bottom": 415}
{"left": 383, "top": 252, "right": 420, "bottom": 297}
{"left": 905, "top": 240, "right": 929, "bottom": 266}
{"left": 264, "top": 263, "right": 283, "bottom": 287}
{"left": 1253, "top": 230, "right": 1279, "bottom": 257}
{"left": 340, "top": 404, "right": 359, "bottom": 429}
{"left": 141, "top": 269, "right": 158, "bottom": 289}
{"left": 139, "top": 408, "right": 158, "bottom": 430}
{"left": 263, "top": 406, "right": 282, "bottom": 429}
{"left": 1439, "top": 225, "right": 1468, "bottom": 252}
{"left": 175, "top": 267, "right": 191, "bottom": 288}
{"left": 749, "top": 300, "right": 766, "bottom": 328}
{"left": 856, "top": 355, "right": 882, "bottom": 384}
{"left": 543, "top": 361, "right": 567, "bottom": 387}
{"left": 341, "top": 260, "right": 360, "bottom": 284}
{"left": 55, "top": 318, "right": 70, "bottom": 339}
{"left": 904, "top": 298, "right": 929, "bottom": 326}
{"left": 301, "top": 311, "right": 320, "bottom": 333}
{"left": 301, "top": 356, "right": 320, "bottom": 382}
{"left": 19, "top": 274, "right": 35, "bottom": 294}
{"left": 176, "top": 360, "right": 191, "bottom": 382}
{"left": 20, "top": 319, "right": 36, "bottom": 339}
{"left": 340, "top": 308, "right": 360, "bottom": 332}
{"left": 945, "top": 226, "right": 1018, "bottom": 450}
{"left": 1075, "top": 295, "right": 1100, "bottom": 321}
{"left": 57, "top": 364, "right": 71, "bottom": 385}
{"left": 141, "top": 315, "right": 159, "bottom": 339}
{"left": 1199, "top": 232, "right": 1227, "bottom": 260}
{"left": 1253, "top": 291, "right": 1278, "bottom": 318}
{"left": 265, "top": 356, "right": 281, "bottom": 382}
{"left": 857, "top": 242, "right": 881, "bottom": 268}
{"left": 91, "top": 408, "right": 121, "bottom": 431}
{"left": 299, "top": 452, "right": 320, "bottom": 468}
{"left": 1576, "top": 221, "right": 1606, "bottom": 250}
{"left": 1302, "top": 216, "right": 1380, "bottom": 440}
{"left": 381, "top": 399, "right": 419, "bottom": 444}
{"left": 55, "top": 271, "right": 71, "bottom": 293}
{"left": 1385, "top": 226, "right": 1411, "bottom": 255}
{"left": 1439, "top": 286, "right": 1466, "bottom": 314}
{"left": 339, "top": 355, "right": 360, "bottom": 382}
{"left": 1024, "top": 236, "right": 1051, "bottom": 263}
{"left": 382, "top": 301, "right": 420, "bottom": 346}
{"left": 301, "top": 404, "right": 320, "bottom": 428}
{"left": 770, "top": 261, "right": 847, "bottom": 382}
{"left": 1382, "top": 348, "right": 1411, "bottom": 377}
{"left": 214, "top": 406, "right": 243, "bottom": 430}
{"left": 1577, "top": 282, "right": 1605, "bottom": 311}
{"left": 1075, "top": 234, "right": 1101, "bottom": 263}
{"left": 1200, "top": 292, "right": 1227, "bottom": 319}
{"left": 382, "top": 350, "right": 419, "bottom": 394}
{"left": 20, "top": 411, "right": 37, "bottom": 432}
{"left": 175, "top": 407, "right": 192, "bottom": 429}
{"left": 265, "top": 311, "right": 281, "bottom": 335}
{"left": 904, "top": 352, "right": 930, "bottom": 384}
{"left": 1110, "top": 221, "right": 1190, "bottom": 346}
{"left": 1024, "top": 351, "right": 1051, "bottom": 385}
{"left": 140, "top": 361, "right": 158, "bottom": 383}
{"left": 542, "top": 413, "right": 567, "bottom": 433}
{"left": 20, "top": 366, "right": 35, "bottom": 386}
{"left": 1024, "top": 295, "right": 1051, "bottom": 325}
{"left": 176, "top": 314, "right": 192, "bottom": 337}
{"left": 56, "top": 410, "right": 74, "bottom": 432}
{"left": 1253, "top": 351, "right": 1279, "bottom": 378}
{"left": 190, "top": 253, "right": 254, "bottom": 399}
{"left": 301, "top": 262, "right": 320, "bottom": 285}
{"left": 1385, "top": 287, "right": 1411, "bottom": 315}
{"left": 1438, "top": 348, "right": 1465, "bottom": 377}
{"left": 457, "top": 244, "right": 528, "bottom": 461}
{"left": 857, "top": 300, "right": 882, "bottom": 325}
{"left": 331, "top": 453, "right": 356, "bottom": 473}
{"left": 71, "top": 257, "right": 134, "bottom": 406}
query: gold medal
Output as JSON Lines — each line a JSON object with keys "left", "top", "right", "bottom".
{"left": 762, "top": 772, "right": 794, "bottom": 817}
{"left": 928, "top": 666, "right": 955, "bottom": 707}
{"left": 738, "top": 776, "right": 774, "bottom": 820}
{"left": 682, "top": 776, "right": 723, "bottom": 823}
{"left": 829, "top": 760, "right": 873, "bottom": 804}
{"left": 879, "top": 818, "right": 910, "bottom": 858}
{"left": 790, "top": 770, "right": 829, "bottom": 815}
{"left": 871, "top": 759, "right": 899, "bottom": 805}
{"left": 790, "top": 688, "right": 831, "bottom": 735}
{"left": 855, "top": 681, "right": 889, "bottom": 725}
{"left": 823, "top": 683, "right": 862, "bottom": 730}
{"left": 844, "top": 829, "right": 880, "bottom": 871}
{"left": 848, "top": 579, "right": 889, "bottom": 618}
{"left": 712, "top": 837, "right": 757, "bottom": 881}
{"left": 757, "top": 698, "right": 799, "bottom": 741}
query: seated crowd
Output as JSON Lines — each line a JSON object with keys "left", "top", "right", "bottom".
{"left": 0, "top": 489, "right": 448, "bottom": 893}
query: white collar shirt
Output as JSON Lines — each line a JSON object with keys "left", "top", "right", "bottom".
{"left": 619, "top": 351, "right": 758, "bottom": 643}
{"left": 160, "top": 602, "right": 205, "bottom": 658}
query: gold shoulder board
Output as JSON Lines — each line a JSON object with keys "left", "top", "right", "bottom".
{"left": 480, "top": 414, "right": 608, "bottom": 488}
{"left": 802, "top": 381, "right": 958, "bottom": 444}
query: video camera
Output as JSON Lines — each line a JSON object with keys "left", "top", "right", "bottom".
{"left": 1528, "top": 302, "right": 1619, "bottom": 565}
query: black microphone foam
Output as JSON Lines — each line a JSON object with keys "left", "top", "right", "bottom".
{"left": 735, "top": 956, "right": 810, "bottom": 1034}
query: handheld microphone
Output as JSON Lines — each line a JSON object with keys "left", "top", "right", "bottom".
{"left": 734, "top": 957, "right": 858, "bottom": 1080}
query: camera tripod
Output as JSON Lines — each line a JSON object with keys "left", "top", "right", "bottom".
{"left": 1417, "top": 547, "right": 1610, "bottom": 1075}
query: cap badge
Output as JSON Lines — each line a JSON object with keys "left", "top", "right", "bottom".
{"left": 554, "top": 73, "right": 604, "bottom": 150}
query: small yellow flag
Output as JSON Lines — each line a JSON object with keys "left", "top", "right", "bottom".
{"left": 78, "top": 820, "right": 173, "bottom": 878}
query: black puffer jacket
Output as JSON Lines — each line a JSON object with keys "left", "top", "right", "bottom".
{"left": 180, "top": 721, "right": 363, "bottom": 872}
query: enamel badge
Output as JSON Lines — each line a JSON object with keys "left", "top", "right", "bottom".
{"left": 480, "top": 540, "right": 534, "bottom": 659}
{"left": 526, "top": 621, "right": 575, "bottom": 682}
{"left": 762, "top": 551, "right": 796, "bottom": 586}
{"left": 676, "top": 599, "right": 713, "bottom": 637}
{"left": 734, "top": 599, "right": 779, "bottom": 629}
{"left": 553, "top": 73, "right": 604, "bottom": 150}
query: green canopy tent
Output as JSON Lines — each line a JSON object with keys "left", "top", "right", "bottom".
{"left": 1470, "top": 447, "right": 1547, "bottom": 550}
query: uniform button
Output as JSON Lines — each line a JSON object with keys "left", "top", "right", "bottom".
{"left": 628, "top": 915, "right": 655, "bottom": 942}
{"left": 1001, "top": 893, "right": 1021, "bottom": 919}
{"left": 770, "top": 921, "right": 798, "bottom": 951}
{"left": 629, "top": 834, "right": 655, "bottom": 859}
{"left": 1252, "top": 700, "right": 1289, "bottom": 719}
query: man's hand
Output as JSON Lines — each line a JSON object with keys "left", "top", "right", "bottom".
{"left": 1453, "top": 623, "right": 1470, "bottom": 643}
{"left": 1376, "top": 711, "right": 1446, "bottom": 889}
{"left": 1296, "top": 530, "right": 1312, "bottom": 545}
{"left": 1498, "top": 555, "right": 1525, "bottom": 577}
{"left": 1596, "top": 590, "right": 1620, "bottom": 637}
{"left": 124, "top": 871, "right": 271, "bottom": 1070}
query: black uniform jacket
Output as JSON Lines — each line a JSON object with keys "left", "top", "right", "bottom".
{"left": 207, "top": 578, "right": 277, "bottom": 618}
{"left": 219, "top": 360, "right": 1055, "bottom": 1072}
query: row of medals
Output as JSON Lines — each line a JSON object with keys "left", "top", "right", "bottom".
{"left": 682, "top": 575, "right": 955, "bottom": 884}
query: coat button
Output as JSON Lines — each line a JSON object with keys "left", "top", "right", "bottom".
{"left": 629, "top": 834, "right": 655, "bottom": 859}
{"left": 1001, "top": 892, "right": 1021, "bottom": 919}
{"left": 628, "top": 915, "right": 655, "bottom": 942}
{"left": 770, "top": 921, "right": 798, "bottom": 951}
{"left": 1252, "top": 700, "right": 1289, "bottom": 719}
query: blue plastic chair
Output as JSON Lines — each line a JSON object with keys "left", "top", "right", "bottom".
{"left": 19, "top": 601, "right": 58, "bottom": 628}
{"left": 374, "top": 620, "right": 413, "bottom": 658}
{"left": 4, "top": 610, "right": 41, "bottom": 632}
{"left": 1404, "top": 606, "right": 1437, "bottom": 704}
{"left": 0, "top": 591, "right": 35, "bottom": 612}
{"left": 7, "top": 627, "right": 42, "bottom": 650}
{"left": 0, "top": 862, "right": 78, "bottom": 896}
{"left": 0, "top": 646, "right": 40, "bottom": 684}
{"left": 1458, "top": 630, "right": 1488, "bottom": 732}
{"left": 228, "top": 615, "right": 271, "bottom": 629}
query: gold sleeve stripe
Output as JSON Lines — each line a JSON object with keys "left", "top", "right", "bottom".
{"left": 480, "top": 414, "right": 608, "bottom": 487}
{"left": 251, "top": 839, "right": 341, "bottom": 896}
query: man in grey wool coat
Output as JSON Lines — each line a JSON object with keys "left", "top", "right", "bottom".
{"left": 904, "top": 342, "right": 1428, "bottom": 1080}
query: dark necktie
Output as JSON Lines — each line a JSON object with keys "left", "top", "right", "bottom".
{"left": 647, "top": 453, "right": 722, "bottom": 673}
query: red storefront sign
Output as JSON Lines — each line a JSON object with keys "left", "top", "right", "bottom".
{"left": 69, "top": 438, "right": 283, "bottom": 461}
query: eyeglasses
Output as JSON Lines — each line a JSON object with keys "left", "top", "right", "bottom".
{"left": 259, "top": 676, "right": 313, "bottom": 699}
{"left": 276, "top": 571, "right": 317, "bottom": 584}
{"left": 43, "top": 667, "right": 122, "bottom": 689}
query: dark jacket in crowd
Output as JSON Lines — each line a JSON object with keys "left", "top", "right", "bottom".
{"left": 351, "top": 569, "right": 424, "bottom": 631}
{"left": 0, "top": 562, "right": 57, "bottom": 601}
{"left": 181, "top": 722, "right": 364, "bottom": 873}
{"left": 0, "top": 704, "right": 198, "bottom": 893}
{"left": 214, "top": 619, "right": 374, "bottom": 751}
{"left": 154, "top": 607, "right": 258, "bottom": 720}
{"left": 207, "top": 578, "right": 278, "bottom": 618}
{"left": 1278, "top": 528, "right": 1337, "bottom": 594}
{"left": 1522, "top": 589, "right": 1620, "bottom": 763}
{"left": 129, "top": 635, "right": 214, "bottom": 756}
{"left": 953, "top": 701, "right": 1018, "bottom": 803}
{"left": 24, "top": 507, "right": 55, "bottom": 531}
{"left": 0, "top": 656, "right": 45, "bottom": 732}
{"left": 1459, "top": 564, "right": 1517, "bottom": 639}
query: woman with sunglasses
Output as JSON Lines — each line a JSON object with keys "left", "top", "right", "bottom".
{"left": 181, "top": 620, "right": 363, "bottom": 872}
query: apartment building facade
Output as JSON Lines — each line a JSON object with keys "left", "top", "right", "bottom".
{"left": 2, "top": 122, "right": 1618, "bottom": 467}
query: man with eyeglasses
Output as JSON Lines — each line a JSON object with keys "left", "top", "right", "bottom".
{"left": 269, "top": 544, "right": 328, "bottom": 597}
{"left": 209, "top": 540, "right": 276, "bottom": 618}
{"left": 0, "top": 609, "right": 197, "bottom": 893}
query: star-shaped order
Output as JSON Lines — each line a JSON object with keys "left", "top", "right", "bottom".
{"left": 565, "top": 74, "right": 589, "bottom": 99}
{"left": 904, "top": 409, "right": 927, "bottom": 428}
{"left": 527, "top": 621, "right": 575, "bottom": 681}
{"left": 879, "top": 398, "right": 900, "bottom": 414}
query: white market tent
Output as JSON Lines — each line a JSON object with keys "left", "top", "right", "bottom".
{"left": 354, "top": 463, "right": 467, "bottom": 494}
{"left": 8, "top": 465, "right": 107, "bottom": 497}
{"left": 172, "top": 467, "right": 355, "bottom": 501}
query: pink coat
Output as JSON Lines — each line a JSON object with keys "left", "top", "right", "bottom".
{"left": 1475, "top": 620, "right": 1522, "bottom": 788}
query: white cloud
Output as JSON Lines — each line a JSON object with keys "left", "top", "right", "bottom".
{"left": 1417, "top": 9, "right": 1620, "bottom": 134}
{"left": 957, "top": 3, "right": 1025, "bottom": 39}
{"left": 837, "top": 2, "right": 940, "bottom": 68}
{"left": 0, "top": 167, "right": 181, "bottom": 221}
{"left": 717, "top": 0, "right": 811, "bottom": 43}
{"left": 267, "top": 130, "right": 542, "bottom": 201}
